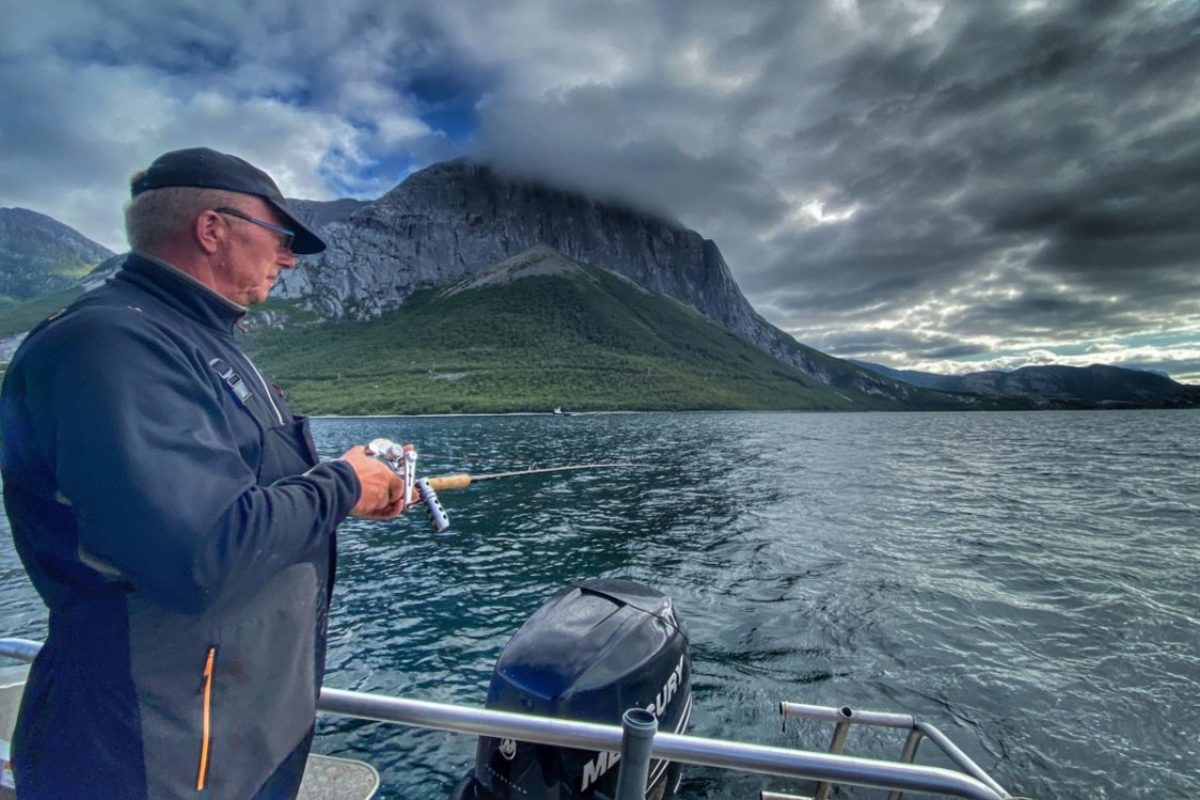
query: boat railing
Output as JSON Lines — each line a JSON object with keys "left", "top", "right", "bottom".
{"left": 776, "top": 701, "right": 1010, "bottom": 800}
{"left": 0, "top": 638, "right": 1011, "bottom": 800}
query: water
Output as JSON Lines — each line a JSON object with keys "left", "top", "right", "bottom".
{"left": 2, "top": 410, "right": 1198, "bottom": 799}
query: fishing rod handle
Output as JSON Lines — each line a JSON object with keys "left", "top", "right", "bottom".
{"left": 425, "top": 473, "right": 473, "bottom": 491}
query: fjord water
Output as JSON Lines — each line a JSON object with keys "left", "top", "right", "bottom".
{"left": 2, "top": 410, "right": 1198, "bottom": 799}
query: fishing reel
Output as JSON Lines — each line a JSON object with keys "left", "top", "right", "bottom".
{"left": 364, "top": 438, "right": 451, "bottom": 533}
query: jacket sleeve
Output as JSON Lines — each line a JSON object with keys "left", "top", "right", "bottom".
{"left": 33, "top": 308, "right": 360, "bottom": 614}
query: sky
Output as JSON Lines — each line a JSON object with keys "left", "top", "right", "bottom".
{"left": 2, "top": 0, "right": 1198, "bottom": 383}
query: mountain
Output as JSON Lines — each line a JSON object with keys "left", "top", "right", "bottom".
{"left": 0, "top": 253, "right": 127, "bottom": 362}
{"left": 852, "top": 360, "right": 1200, "bottom": 408}
{"left": 245, "top": 244, "right": 904, "bottom": 413}
{"left": 0, "top": 208, "right": 114, "bottom": 303}
{"left": 276, "top": 160, "right": 938, "bottom": 405}
{"left": 849, "top": 361, "right": 981, "bottom": 391}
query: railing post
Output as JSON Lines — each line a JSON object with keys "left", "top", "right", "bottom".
{"left": 814, "top": 708, "right": 854, "bottom": 800}
{"left": 615, "top": 708, "right": 658, "bottom": 800}
{"left": 888, "top": 729, "right": 925, "bottom": 800}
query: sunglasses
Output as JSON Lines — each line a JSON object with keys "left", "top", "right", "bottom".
{"left": 214, "top": 207, "right": 295, "bottom": 252}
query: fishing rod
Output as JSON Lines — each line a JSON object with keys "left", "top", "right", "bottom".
{"left": 364, "top": 438, "right": 643, "bottom": 533}
{"left": 423, "top": 462, "right": 643, "bottom": 489}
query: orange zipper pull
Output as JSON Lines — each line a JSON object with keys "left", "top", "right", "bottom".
{"left": 197, "top": 646, "right": 216, "bottom": 791}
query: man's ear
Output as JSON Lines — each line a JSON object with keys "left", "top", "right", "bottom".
{"left": 194, "top": 209, "right": 223, "bottom": 254}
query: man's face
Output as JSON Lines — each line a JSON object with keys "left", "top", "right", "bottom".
{"left": 212, "top": 198, "right": 297, "bottom": 306}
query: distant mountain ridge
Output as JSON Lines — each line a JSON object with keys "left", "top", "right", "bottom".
{"left": 852, "top": 360, "right": 1200, "bottom": 408}
{"left": 0, "top": 208, "right": 113, "bottom": 302}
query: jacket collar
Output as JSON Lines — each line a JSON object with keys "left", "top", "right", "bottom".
{"left": 116, "top": 251, "right": 247, "bottom": 332}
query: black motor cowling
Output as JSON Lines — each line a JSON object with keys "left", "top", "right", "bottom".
{"left": 452, "top": 579, "right": 692, "bottom": 800}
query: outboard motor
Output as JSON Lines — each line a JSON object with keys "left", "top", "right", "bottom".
{"left": 452, "top": 579, "right": 692, "bottom": 800}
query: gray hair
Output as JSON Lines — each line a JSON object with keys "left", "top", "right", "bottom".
{"left": 124, "top": 185, "right": 247, "bottom": 251}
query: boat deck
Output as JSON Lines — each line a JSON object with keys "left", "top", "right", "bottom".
{"left": 298, "top": 755, "right": 379, "bottom": 800}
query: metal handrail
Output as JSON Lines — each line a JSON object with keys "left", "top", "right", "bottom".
{"left": 780, "top": 700, "right": 1010, "bottom": 798}
{"left": 0, "top": 638, "right": 1009, "bottom": 799}
{"left": 0, "top": 638, "right": 40, "bottom": 664}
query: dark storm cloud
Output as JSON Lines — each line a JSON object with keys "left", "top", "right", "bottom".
{"left": 808, "top": 329, "right": 991, "bottom": 360}
{"left": 47, "top": 7, "right": 241, "bottom": 76}
{"left": 0, "top": 0, "right": 470, "bottom": 238}
{"left": 478, "top": 94, "right": 791, "bottom": 230}
{"left": 3, "top": 0, "right": 1198, "bottom": 378}
{"left": 707, "top": 0, "right": 1200, "bottom": 374}
{"left": 948, "top": 293, "right": 1154, "bottom": 340}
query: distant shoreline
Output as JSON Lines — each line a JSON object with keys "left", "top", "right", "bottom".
{"left": 309, "top": 406, "right": 1199, "bottom": 419}
{"left": 311, "top": 410, "right": 646, "bottom": 419}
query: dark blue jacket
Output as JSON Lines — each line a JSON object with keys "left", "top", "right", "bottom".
{"left": 1, "top": 253, "right": 360, "bottom": 798}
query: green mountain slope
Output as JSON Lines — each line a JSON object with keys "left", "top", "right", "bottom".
{"left": 0, "top": 286, "right": 85, "bottom": 337}
{"left": 0, "top": 208, "right": 113, "bottom": 302}
{"left": 0, "top": 255, "right": 124, "bottom": 338}
{"left": 245, "top": 248, "right": 897, "bottom": 414}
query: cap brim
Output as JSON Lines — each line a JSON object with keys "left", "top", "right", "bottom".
{"left": 269, "top": 200, "right": 327, "bottom": 255}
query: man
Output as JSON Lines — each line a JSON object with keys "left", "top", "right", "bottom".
{"left": 0, "top": 148, "right": 407, "bottom": 799}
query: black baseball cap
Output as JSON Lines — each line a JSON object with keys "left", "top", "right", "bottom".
{"left": 131, "top": 147, "right": 327, "bottom": 254}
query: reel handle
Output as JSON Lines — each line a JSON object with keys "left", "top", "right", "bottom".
{"left": 416, "top": 478, "right": 450, "bottom": 533}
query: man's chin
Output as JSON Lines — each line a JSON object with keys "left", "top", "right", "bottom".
{"left": 250, "top": 283, "right": 276, "bottom": 305}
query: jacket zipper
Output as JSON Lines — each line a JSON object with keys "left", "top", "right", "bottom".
{"left": 235, "top": 352, "right": 285, "bottom": 425}
{"left": 197, "top": 646, "right": 217, "bottom": 791}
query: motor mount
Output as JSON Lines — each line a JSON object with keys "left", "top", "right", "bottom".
{"left": 451, "top": 579, "right": 692, "bottom": 800}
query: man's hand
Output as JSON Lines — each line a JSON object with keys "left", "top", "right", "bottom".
{"left": 340, "top": 446, "right": 409, "bottom": 519}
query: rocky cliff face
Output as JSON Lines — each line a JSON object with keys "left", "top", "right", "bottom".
{"left": 278, "top": 160, "right": 914, "bottom": 400}
{"left": 0, "top": 208, "right": 113, "bottom": 301}
{"left": 278, "top": 161, "right": 749, "bottom": 320}
{"left": 284, "top": 198, "right": 366, "bottom": 231}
